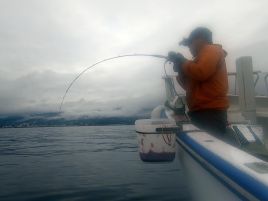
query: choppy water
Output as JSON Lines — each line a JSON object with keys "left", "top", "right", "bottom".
{"left": 0, "top": 126, "right": 191, "bottom": 201}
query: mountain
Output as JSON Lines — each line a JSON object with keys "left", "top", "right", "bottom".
{"left": 0, "top": 112, "right": 151, "bottom": 128}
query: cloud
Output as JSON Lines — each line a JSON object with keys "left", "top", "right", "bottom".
{"left": 0, "top": 0, "right": 267, "bottom": 116}
{"left": 0, "top": 64, "right": 166, "bottom": 116}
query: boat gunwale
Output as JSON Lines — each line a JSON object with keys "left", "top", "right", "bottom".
{"left": 176, "top": 131, "right": 268, "bottom": 201}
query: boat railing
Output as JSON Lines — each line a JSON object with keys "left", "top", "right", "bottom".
{"left": 228, "top": 71, "right": 268, "bottom": 96}
{"left": 163, "top": 71, "right": 268, "bottom": 97}
{"left": 265, "top": 73, "right": 268, "bottom": 96}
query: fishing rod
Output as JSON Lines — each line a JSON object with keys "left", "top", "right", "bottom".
{"left": 59, "top": 53, "right": 168, "bottom": 111}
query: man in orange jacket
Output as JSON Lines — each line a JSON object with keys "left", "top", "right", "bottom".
{"left": 168, "top": 27, "right": 229, "bottom": 138}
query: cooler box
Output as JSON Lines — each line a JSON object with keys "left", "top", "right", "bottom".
{"left": 135, "top": 119, "right": 178, "bottom": 162}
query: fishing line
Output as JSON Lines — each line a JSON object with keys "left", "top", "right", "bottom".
{"left": 163, "top": 61, "right": 187, "bottom": 115}
{"left": 59, "top": 53, "right": 168, "bottom": 111}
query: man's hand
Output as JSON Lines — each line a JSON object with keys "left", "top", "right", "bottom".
{"left": 167, "top": 51, "right": 186, "bottom": 72}
{"left": 168, "top": 51, "right": 186, "bottom": 63}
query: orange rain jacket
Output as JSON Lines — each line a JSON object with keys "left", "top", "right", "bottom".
{"left": 177, "top": 44, "right": 229, "bottom": 112}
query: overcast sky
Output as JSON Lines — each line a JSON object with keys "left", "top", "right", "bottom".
{"left": 0, "top": 0, "right": 268, "bottom": 117}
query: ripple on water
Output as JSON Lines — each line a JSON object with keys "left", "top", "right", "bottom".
{"left": 0, "top": 125, "right": 192, "bottom": 201}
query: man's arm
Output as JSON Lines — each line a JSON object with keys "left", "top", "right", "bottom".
{"left": 182, "top": 46, "right": 222, "bottom": 81}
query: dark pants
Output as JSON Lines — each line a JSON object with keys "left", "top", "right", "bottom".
{"left": 188, "top": 109, "right": 227, "bottom": 139}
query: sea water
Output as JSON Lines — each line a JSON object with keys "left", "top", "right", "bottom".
{"left": 0, "top": 126, "right": 191, "bottom": 201}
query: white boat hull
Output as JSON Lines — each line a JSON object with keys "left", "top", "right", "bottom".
{"left": 177, "top": 139, "right": 242, "bottom": 201}
{"left": 176, "top": 128, "right": 268, "bottom": 201}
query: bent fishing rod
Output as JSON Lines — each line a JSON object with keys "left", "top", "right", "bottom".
{"left": 59, "top": 53, "right": 168, "bottom": 112}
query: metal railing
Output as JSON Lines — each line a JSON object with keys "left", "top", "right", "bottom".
{"left": 228, "top": 71, "right": 268, "bottom": 96}
{"left": 163, "top": 71, "right": 268, "bottom": 97}
{"left": 265, "top": 74, "right": 268, "bottom": 96}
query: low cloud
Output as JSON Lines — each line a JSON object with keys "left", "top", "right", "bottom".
{"left": 0, "top": 0, "right": 268, "bottom": 116}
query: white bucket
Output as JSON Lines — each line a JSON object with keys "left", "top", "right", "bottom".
{"left": 135, "top": 119, "right": 177, "bottom": 162}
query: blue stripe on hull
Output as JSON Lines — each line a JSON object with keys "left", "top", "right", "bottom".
{"left": 177, "top": 132, "right": 268, "bottom": 201}
{"left": 177, "top": 137, "right": 249, "bottom": 201}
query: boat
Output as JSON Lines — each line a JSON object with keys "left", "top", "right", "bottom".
{"left": 135, "top": 56, "right": 268, "bottom": 201}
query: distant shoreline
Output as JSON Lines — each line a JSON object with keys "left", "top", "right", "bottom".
{"left": 0, "top": 124, "right": 134, "bottom": 129}
{"left": 0, "top": 115, "right": 148, "bottom": 129}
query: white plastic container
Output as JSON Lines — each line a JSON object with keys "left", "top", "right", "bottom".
{"left": 135, "top": 119, "right": 177, "bottom": 162}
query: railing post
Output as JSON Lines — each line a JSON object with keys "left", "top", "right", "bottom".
{"left": 236, "top": 56, "right": 257, "bottom": 124}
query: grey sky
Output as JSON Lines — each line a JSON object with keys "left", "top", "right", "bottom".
{"left": 0, "top": 0, "right": 268, "bottom": 116}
